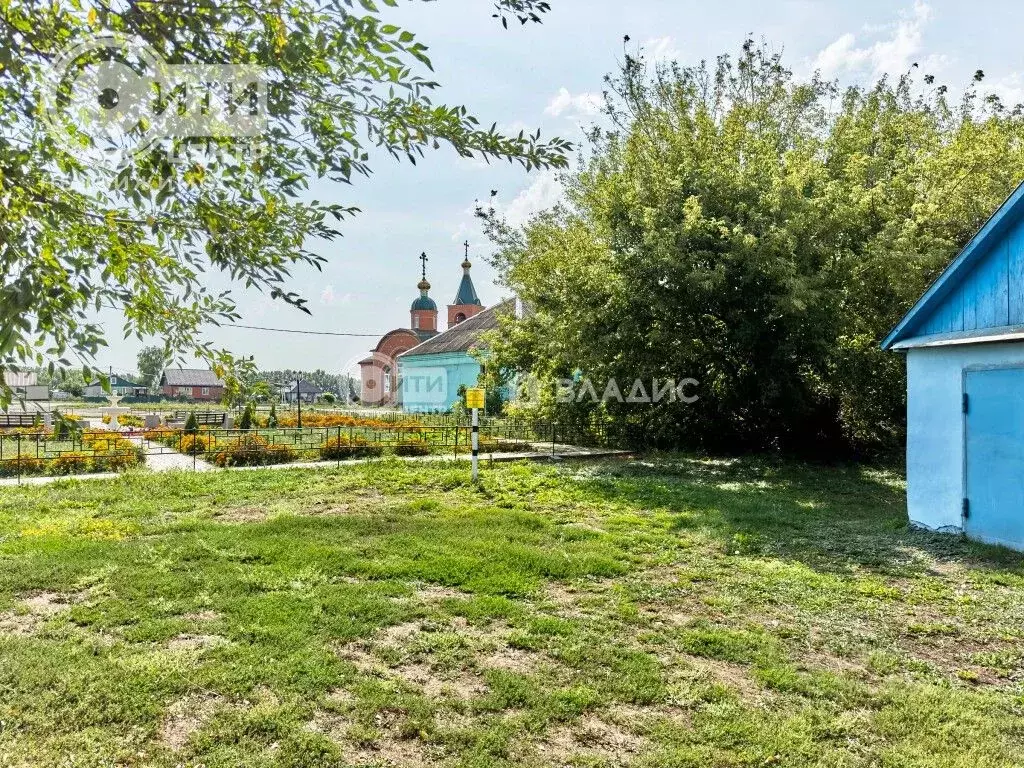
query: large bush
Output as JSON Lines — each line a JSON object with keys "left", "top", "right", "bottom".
{"left": 485, "top": 42, "right": 1024, "bottom": 457}
{"left": 211, "top": 434, "right": 296, "bottom": 467}
{"left": 319, "top": 435, "right": 384, "bottom": 460}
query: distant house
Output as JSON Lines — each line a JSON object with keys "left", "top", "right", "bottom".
{"left": 3, "top": 371, "right": 48, "bottom": 401}
{"left": 83, "top": 374, "right": 147, "bottom": 398}
{"left": 283, "top": 379, "right": 324, "bottom": 404}
{"left": 159, "top": 368, "right": 225, "bottom": 401}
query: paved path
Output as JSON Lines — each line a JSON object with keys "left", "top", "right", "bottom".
{"left": 128, "top": 435, "right": 213, "bottom": 472}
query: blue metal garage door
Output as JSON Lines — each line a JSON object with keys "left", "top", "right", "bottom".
{"left": 965, "top": 367, "right": 1024, "bottom": 549}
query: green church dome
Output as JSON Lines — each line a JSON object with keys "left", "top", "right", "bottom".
{"left": 411, "top": 295, "right": 437, "bottom": 311}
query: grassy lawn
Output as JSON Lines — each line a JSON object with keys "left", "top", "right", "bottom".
{"left": 0, "top": 457, "right": 1022, "bottom": 767}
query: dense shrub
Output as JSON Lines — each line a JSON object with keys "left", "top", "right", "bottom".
{"left": 93, "top": 444, "right": 145, "bottom": 472}
{"left": 179, "top": 434, "right": 209, "bottom": 455}
{"left": 143, "top": 426, "right": 179, "bottom": 445}
{"left": 0, "top": 456, "right": 45, "bottom": 476}
{"left": 51, "top": 452, "right": 91, "bottom": 474}
{"left": 267, "top": 403, "right": 278, "bottom": 428}
{"left": 212, "top": 434, "right": 295, "bottom": 467}
{"left": 184, "top": 411, "right": 199, "bottom": 434}
{"left": 394, "top": 439, "right": 433, "bottom": 457}
{"left": 265, "top": 443, "right": 297, "bottom": 463}
{"left": 319, "top": 435, "right": 383, "bottom": 460}
{"left": 480, "top": 439, "right": 532, "bottom": 453}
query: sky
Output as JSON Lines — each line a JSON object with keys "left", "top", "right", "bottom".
{"left": 94, "top": 0, "right": 1024, "bottom": 377}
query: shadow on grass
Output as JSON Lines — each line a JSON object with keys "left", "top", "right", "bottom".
{"left": 566, "top": 453, "right": 1024, "bottom": 578}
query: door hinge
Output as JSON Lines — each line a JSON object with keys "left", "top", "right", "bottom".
{"left": 962, "top": 497, "right": 970, "bottom": 518}
{"left": 962, "top": 393, "right": 969, "bottom": 414}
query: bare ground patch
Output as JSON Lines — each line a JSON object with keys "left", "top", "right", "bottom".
{"left": 213, "top": 505, "right": 270, "bottom": 523}
{"left": 536, "top": 714, "right": 649, "bottom": 765}
{"left": 158, "top": 693, "right": 226, "bottom": 752}
{"left": 181, "top": 609, "right": 222, "bottom": 622}
{"left": 394, "top": 662, "right": 486, "bottom": 699}
{"left": 477, "top": 647, "right": 539, "bottom": 674}
{"left": 0, "top": 590, "right": 89, "bottom": 637}
{"left": 678, "top": 656, "right": 764, "bottom": 702}
{"left": 165, "top": 633, "right": 231, "bottom": 652}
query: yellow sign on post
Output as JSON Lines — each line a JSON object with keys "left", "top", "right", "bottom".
{"left": 466, "top": 388, "right": 486, "bottom": 409}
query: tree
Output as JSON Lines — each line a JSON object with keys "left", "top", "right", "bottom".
{"left": 136, "top": 345, "right": 168, "bottom": 391}
{"left": 0, "top": 1, "right": 569, "bottom": 405}
{"left": 238, "top": 403, "right": 254, "bottom": 430}
{"left": 484, "top": 41, "right": 1024, "bottom": 456}
{"left": 54, "top": 369, "right": 86, "bottom": 397}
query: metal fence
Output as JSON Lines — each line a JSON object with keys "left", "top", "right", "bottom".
{"left": 0, "top": 420, "right": 623, "bottom": 481}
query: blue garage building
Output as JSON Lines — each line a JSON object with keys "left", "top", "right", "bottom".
{"left": 883, "top": 182, "right": 1024, "bottom": 550}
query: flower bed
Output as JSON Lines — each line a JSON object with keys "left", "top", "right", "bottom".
{"left": 211, "top": 434, "right": 297, "bottom": 467}
{"left": 0, "top": 432, "right": 144, "bottom": 477}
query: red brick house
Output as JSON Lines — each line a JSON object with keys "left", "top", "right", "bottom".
{"left": 159, "top": 368, "right": 225, "bottom": 401}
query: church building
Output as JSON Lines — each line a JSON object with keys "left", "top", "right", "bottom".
{"left": 360, "top": 245, "right": 508, "bottom": 410}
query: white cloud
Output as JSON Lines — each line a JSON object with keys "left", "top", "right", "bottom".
{"left": 986, "top": 73, "right": 1024, "bottom": 107}
{"left": 494, "top": 171, "right": 563, "bottom": 227}
{"left": 320, "top": 285, "right": 351, "bottom": 305}
{"left": 544, "top": 87, "right": 602, "bottom": 119}
{"left": 811, "top": 1, "right": 946, "bottom": 79}
{"left": 644, "top": 36, "right": 680, "bottom": 64}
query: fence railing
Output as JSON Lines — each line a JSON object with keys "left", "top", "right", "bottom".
{"left": 0, "top": 420, "right": 623, "bottom": 481}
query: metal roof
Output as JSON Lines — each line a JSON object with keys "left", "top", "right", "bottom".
{"left": 398, "top": 299, "right": 514, "bottom": 358}
{"left": 882, "top": 180, "right": 1024, "bottom": 350}
{"left": 452, "top": 273, "right": 481, "bottom": 306}
{"left": 85, "top": 375, "right": 144, "bottom": 389}
{"left": 3, "top": 371, "right": 38, "bottom": 387}
{"left": 287, "top": 379, "right": 324, "bottom": 393}
{"left": 160, "top": 368, "right": 225, "bottom": 386}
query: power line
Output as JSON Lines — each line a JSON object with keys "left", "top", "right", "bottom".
{"left": 228, "top": 323, "right": 383, "bottom": 338}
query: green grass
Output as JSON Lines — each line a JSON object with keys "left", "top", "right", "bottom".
{"left": 0, "top": 456, "right": 1022, "bottom": 767}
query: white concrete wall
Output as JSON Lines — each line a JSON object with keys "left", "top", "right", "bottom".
{"left": 907, "top": 342, "right": 1024, "bottom": 531}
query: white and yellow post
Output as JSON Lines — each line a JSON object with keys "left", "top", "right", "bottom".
{"left": 466, "top": 388, "right": 485, "bottom": 482}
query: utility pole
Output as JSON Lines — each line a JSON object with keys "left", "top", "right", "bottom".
{"left": 296, "top": 377, "right": 302, "bottom": 429}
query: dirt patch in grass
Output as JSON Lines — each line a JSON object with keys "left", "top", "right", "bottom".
{"left": 416, "top": 584, "right": 471, "bottom": 602}
{"left": 180, "top": 609, "right": 222, "bottom": 622}
{"left": 682, "top": 656, "right": 764, "bottom": 701}
{"left": 343, "top": 736, "right": 436, "bottom": 767}
{"left": 335, "top": 642, "right": 385, "bottom": 674}
{"left": 0, "top": 590, "right": 88, "bottom": 637}
{"left": 0, "top": 612, "right": 40, "bottom": 637}
{"left": 165, "top": 633, "right": 230, "bottom": 652}
{"left": 395, "top": 662, "right": 487, "bottom": 699}
{"left": 537, "top": 714, "right": 648, "bottom": 764}
{"left": 478, "top": 647, "right": 538, "bottom": 674}
{"left": 158, "top": 693, "right": 225, "bottom": 752}
{"left": 379, "top": 621, "right": 423, "bottom": 645}
{"left": 213, "top": 505, "right": 269, "bottom": 523}
{"left": 21, "top": 590, "right": 86, "bottom": 615}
